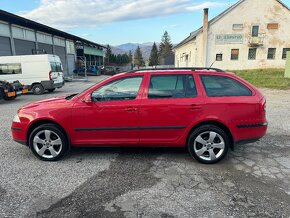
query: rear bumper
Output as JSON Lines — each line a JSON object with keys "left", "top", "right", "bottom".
{"left": 41, "top": 80, "right": 64, "bottom": 90}
{"left": 234, "top": 122, "right": 268, "bottom": 145}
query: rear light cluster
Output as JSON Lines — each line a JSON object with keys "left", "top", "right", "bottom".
{"left": 260, "top": 98, "right": 266, "bottom": 115}
{"left": 49, "top": 70, "right": 52, "bottom": 80}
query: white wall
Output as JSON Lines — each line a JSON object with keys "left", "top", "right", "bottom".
{"left": 175, "top": 0, "right": 290, "bottom": 70}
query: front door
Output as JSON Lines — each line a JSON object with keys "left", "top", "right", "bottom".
{"left": 71, "top": 76, "right": 144, "bottom": 145}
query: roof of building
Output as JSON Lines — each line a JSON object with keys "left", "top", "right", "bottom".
{"left": 0, "top": 9, "right": 106, "bottom": 49}
{"left": 174, "top": 0, "right": 290, "bottom": 49}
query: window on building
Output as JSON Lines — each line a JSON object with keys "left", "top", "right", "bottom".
{"left": 248, "top": 48, "right": 257, "bottom": 60}
{"left": 200, "top": 75, "right": 252, "bottom": 97}
{"left": 231, "top": 49, "right": 239, "bottom": 60}
{"left": 252, "top": 25, "right": 259, "bottom": 37}
{"left": 148, "top": 75, "right": 197, "bottom": 99}
{"left": 267, "top": 23, "right": 279, "bottom": 30}
{"left": 0, "top": 63, "right": 22, "bottom": 75}
{"left": 267, "top": 48, "right": 276, "bottom": 60}
{"left": 233, "top": 24, "right": 243, "bottom": 30}
{"left": 282, "top": 48, "right": 290, "bottom": 59}
{"left": 216, "top": 54, "right": 223, "bottom": 61}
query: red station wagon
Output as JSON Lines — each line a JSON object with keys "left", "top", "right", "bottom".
{"left": 11, "top": 68, "right": 268, "bottom": 164}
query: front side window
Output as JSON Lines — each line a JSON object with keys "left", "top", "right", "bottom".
{"left": 200, "top": 75, "right": 252, "bottom": 97}
{"left": 231, "top": 49, "right": 239, "bottom": 60}
{"left": 148, "top": 74, "right": 197, "bottom": 99}
{"left": 0, "top": 63, "right": 22, "bottom": 75}
{"left": 267, "top": 48, "right": 276, "bottom": 60}
{"left": 92, "top": 76, "right": 143, "bottom": 102}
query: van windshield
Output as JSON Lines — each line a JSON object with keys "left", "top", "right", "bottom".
{"left": 50, "top": 62, "right": 62, "bottom": 72}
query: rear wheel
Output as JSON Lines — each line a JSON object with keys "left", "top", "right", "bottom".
{"left": 187, "top": 125, "right": 229, "bottom": 164}
{"left": 32, "top": 84, "right": 44, "bottom": 95}
{"left": 29, "top": 124, "right": 69, "bottom": 161}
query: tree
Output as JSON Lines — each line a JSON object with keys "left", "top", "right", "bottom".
{"left": 159, "top": 31, "right": 173, "bottom": 64}
{"left": 128, "top": 50, "right": 133, "bottom": 69}
{"left": 105, "top": 44, "right": 112, "bottom": 64}
{"left": 134, "top": 46, "right": 145, "bottom": 69}
{"left": 149, "top": 42, "right": 159, "bottom": 66}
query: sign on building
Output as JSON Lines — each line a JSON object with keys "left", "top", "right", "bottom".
{"left": 215, "top": 34, "right": 243, "bottom": 44}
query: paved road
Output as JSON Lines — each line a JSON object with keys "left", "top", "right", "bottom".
{"left": 0, "top": 76, "right": 290, "bottom": 217}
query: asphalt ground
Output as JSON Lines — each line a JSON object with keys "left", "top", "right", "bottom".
{"left": 0, "top": 76, "right": 290, "bottom": 218}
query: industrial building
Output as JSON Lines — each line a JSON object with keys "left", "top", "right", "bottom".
{"left": 0, "top": 9, "right": 106, "bottom": 78}
{"left": 174, "top": 0, "right": 290, "bottom": 70}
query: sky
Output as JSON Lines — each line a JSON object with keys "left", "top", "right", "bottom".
{"left": 0, "top": 0, "right": 290, "bottom": 46}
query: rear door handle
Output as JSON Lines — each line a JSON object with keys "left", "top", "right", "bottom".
{"left": 125, "top": 106, "right": 137, "bottom": 112}
{"left": 189, "top": 104, "right": 202, "bottom": 110}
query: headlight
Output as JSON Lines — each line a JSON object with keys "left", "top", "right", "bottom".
{"left": 13, "top": 114, "right": 21, "bottom": 123}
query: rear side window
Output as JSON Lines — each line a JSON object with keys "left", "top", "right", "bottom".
{"left": 0, "top": 63, "right": 22, "bottom": 74}
{"left": 148, "top": 74, "right": 197, "bottom": 99}
{"left": 200, "top": 75, "right": 252, "bottom": 97}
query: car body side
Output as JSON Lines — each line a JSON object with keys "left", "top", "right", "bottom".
{"left": 11, "top": 70, "right": 267, "bottom": 148}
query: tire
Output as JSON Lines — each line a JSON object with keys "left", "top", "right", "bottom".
{"left": 48, "top": 88, "right": 55, "bottom": 93}
{"left": 29, "top": 124, "right": 69, "bottom": 161}
{"left": 187, "top": 125, "right": 229, "bottom": 164}
{"left": 32, "top": 84, "right": 44, "bottom": 95}
{"left": 3, "top": 96, "right": 16, "bottom": 101}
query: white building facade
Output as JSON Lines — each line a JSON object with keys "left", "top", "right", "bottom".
{"left": 174, "top": 0, "right": 290, "bottom": 70}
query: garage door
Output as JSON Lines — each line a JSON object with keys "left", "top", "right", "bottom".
{"left": 0, "top": 36, "right": 12, "bottom": 56}
{"left": 67, "top": 54, "right": 75, "bottom": 77}
{"left": 38, "top": 43, "right": 53, "bottom": 54}
{"left": 14, "top": 39, "right": 36, "bottom": 55}
{"left": 54, "top": 46, "right": 67, "bottom": 76}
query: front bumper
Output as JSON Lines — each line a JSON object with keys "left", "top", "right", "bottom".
{"left": 41, "top": 80, "right": 64, "bottom": 90}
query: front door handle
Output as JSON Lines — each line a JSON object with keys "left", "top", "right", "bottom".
{"left": 125, "top": 106, "right": 137, "bottom": 112}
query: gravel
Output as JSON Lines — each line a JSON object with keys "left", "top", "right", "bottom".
{"left": 0, "top": 77, "right": 290, "bottom": 218}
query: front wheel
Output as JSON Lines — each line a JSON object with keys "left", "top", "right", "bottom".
{"left": 29, "top": 124, "right": 69, "bottom": 161}
{"left": 187, "top": 125, "right": 229, "bottom": 164}
{"left": 32, "top": 84, "right": 44, "bottom": 95}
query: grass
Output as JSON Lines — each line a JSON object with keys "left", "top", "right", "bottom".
{"left": 232, "top": 69, "right": 290, "bottom": 89}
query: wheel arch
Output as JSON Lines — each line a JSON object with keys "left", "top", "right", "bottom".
{"left": 187, "top": 120, "right": 234, "bottom": 150}
{"left": 27, "top": 119, "right": 70, "bottom": 148}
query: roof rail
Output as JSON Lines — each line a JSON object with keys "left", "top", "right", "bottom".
{"left": 127, "top": 67, "right": 224, "bottom": 73}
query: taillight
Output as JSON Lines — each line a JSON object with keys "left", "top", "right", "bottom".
{"left": 49, "top": 70, "right": 52, "bottom": 80}
{"left": 260, "top": 98, "right": 266, "bottom": 114}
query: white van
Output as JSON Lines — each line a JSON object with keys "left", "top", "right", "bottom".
{"left": 0, "top": 54, "right": 64, "bottom": 95}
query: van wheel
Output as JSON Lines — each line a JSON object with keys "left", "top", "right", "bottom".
{"left": 32, "top": 84, "right": 44, "bottom": 95}
{"left": 29, "top": 124, "right": 68, "bottom": 161}
{"left": 3, "top": 96, "right": 16, "bottom": 101}
{"left": 48, "top": 88, "right": 55, "bottom": 93}
{"left": 187, "top": 125, "right": 229, "bottom": 164}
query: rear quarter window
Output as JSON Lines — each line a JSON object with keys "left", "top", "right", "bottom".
{"left": 200, "top": 75, "right": 252, "bottom": 97}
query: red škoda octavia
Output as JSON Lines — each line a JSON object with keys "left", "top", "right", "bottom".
{"left": 11, "top": 68, "right": 267, "bottom": 164}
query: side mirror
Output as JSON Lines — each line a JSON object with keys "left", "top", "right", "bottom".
{"left": 82, "top": 94, "right": 92, "bottom": 103}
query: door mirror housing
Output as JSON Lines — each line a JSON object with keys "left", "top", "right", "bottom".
{"left": 82, "top": 94, "right": 92, "bottom": 103}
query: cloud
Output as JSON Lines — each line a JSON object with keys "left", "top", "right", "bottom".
{"left": 20, "top": 0, "right": 225, "bottom": 29}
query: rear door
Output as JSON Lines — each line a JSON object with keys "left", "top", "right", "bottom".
{"left": 139, "top": 73, "right": 204, "bottom": 145}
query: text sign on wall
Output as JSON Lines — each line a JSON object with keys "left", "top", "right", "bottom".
{"left": 215, "top": 34, "right": 244, "bottom": 44}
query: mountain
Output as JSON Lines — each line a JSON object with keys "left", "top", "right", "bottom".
{"left": 111, "top": 42, "right": 160, "bottom": 61}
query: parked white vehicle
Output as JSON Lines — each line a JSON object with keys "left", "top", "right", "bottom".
{"left": 0, "top": 54, "right": 64, "bottom": 95}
